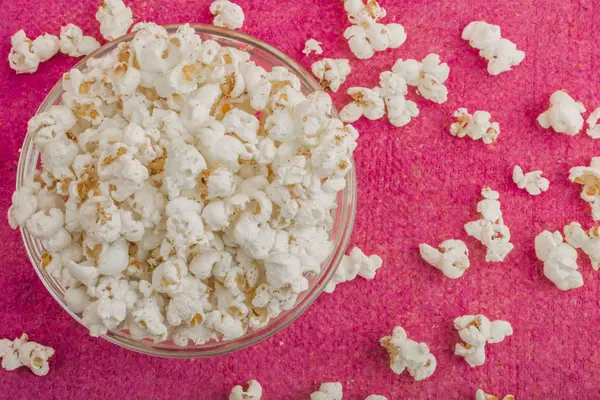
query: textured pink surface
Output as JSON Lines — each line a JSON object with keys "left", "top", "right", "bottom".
{"left": 1, "top": 0, "right": 600, "bottom": 398}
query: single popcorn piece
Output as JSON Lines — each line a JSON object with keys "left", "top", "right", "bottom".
{"left": 0, "top": 333, "right": 54, "bottom": 376}
{"left": 392, "top": 54, "right": 449, "bottom": 104}
{"left": 535, "top": 230, "right": 583, "bottom": 290}
{"left": 311, "top": 58, "right": 351, "bottom": 92}
{"left": 365, "top": 396, "right": 388, "bottom": 400}
{"left": 210, "top": 0, "right": 245, "bottom": 30}
{"left": 310, "top": 382, "right": 343, "bottom": 400}
{"left": 464, "top": 187, "right": 514, "bottom": 262}
{"left": 340, "top": 87, "right": 385, "bottom": 123}
{"left": 587, "top": 107, "right": 600, "bottom": 139}
{"left": 454, "top": 315, "right": 513, "bottom": 367}
{"left": 303, "top": 39, "right": 323, "bottom": 56}
{"left": 537, "top": 90, "right": 586, "bottom": 135}
{"left": 564, "top": 222, "right": 600, "bottom": 270}
{"left": 325, "top": 246, "right": 383, "bottom": 293}
{"left": 229, "top": 380, "right": 262, "bottom": 400}
{"left": 378, "top": 71, "right": 418, "bottom": 127}
{"left": 32, "top": 34, "right": 60, "bottom": 62}
{"left": 419, "top": 239, "right": 470, "bottom": 279}
{"left": 569, "top": 157, "right": 600, "bottom": 220}
{"left": 475, "top": 389, "right": 515, "bottom": 400}
{"left": 380, "top": 326, "right": 436, "bottom": 381}
{"left": 60, "top": 24, "right": 101, "bottom": 57}
{"left": 96, "top": 0, "right": 134, "bottom": 41}
{"left": 8, "top": 30, "right": 60, "bottom": 74}
{"left": 449, "top": 108, "right": 500, "bottom": 144}
{"left": 512, "top": 165, "right": 550, "bottom": 195}
{"left": 462, "top": 21, "right": 525, "bottom": 75}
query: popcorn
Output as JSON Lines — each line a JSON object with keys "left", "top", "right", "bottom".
{"left": 464, "top": 187, "right": 514, "bottom": 262}
{"left": 210, "top": 0, "right": 245, "bottom": 30}
{"left": 311, "top": 58, "right": 351, "bottom": 92}
{"left": 378, "top": 71, "right": 418, "bottom": 127}
{"left": 310, "top": 382, "right": 343, "bottom": 400}
{"left": 0, "top": 333, "right": 54, "bottom": 376}
{"left": 449, "top": 108, "right": 500, "bottom": 144}
{"left": 462, "top": 21, "right": 525, "bottom": 75}
{"left": 365, "top": 396, "right": 388, "bottom": 400}
{"left": 303, "top": 39, "right": 323, "bottom": 56}
{"left": 535, "top": 230, "right": 583, "bottom": 290}
{"left": 512, "top": 165, "right": 549, "bottom": 195}
{"left": 537, "top": 91, "right": 586, "bottom": 135}
{"left": 380, "top": 326, "right": 436, "bottom": 381}
{"left": 587, "top": 107, "right": 600, "bottom": 139}
{"left": 32, "top": 34, "right": 60, "bottom": 62}
{"left": 392, "top": 54, "right": 449, "bottom": 104}
{"left": 453, "top": 314, "right": 513, "bottom": 367}
{"left": 340, "top": 87, "right": 385, "bottom": 123}
{"left": 325, "top": 246, "right": 382, "bottom": 293}
{"left": 569, "top": 157, "right": 600, "bottom": 220}
{"left": 96, "top": 0, "right": 134, "bottom": 41}
{"left": 229, "top": 380, "right": 262, "bottom": 400}
{"left": 59, "top": 24, "right": 101, "bottom": 57}
{"left": 564, "top": 222, "right": 600, "bottom": 270}
{"left": 9, "top": 29, "right": 60, "bottom": 74}
{"left": 419, "top": 239, "right": 470, "bottom": 279}
{"left": 475, "top": 389, "right": 515, "bottom": 400}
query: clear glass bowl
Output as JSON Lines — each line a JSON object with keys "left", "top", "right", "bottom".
{"left": 16, "top": 24, "right": 356, "bottom": 358}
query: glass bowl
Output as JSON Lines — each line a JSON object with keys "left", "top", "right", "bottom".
{"left": 16, "top": 24, "right": 356, "bottom": 358}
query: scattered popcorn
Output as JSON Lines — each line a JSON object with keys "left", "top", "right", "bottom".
{"left": 9, "top": 23, "right": 358, "bottom": 345}
{"left": 512, "top": 165, "right": 550, "bottom": 195}
{"left": 462, "top": 21, "right": 525, "bottom": 75}
{"left": 96, "top": 0, "right": 134, "bottom": 41}
{"left": 419, "top": 239, "right": 470, "bottom": 279}
{"left": 229, "top": 380, "right": 262, "bottom": 400}
{"left": 303, "top": 39, "right": 323, "bottom": 56}
{"left": 392, "top": 54, "right": 449, "bottom": 104}
{"left": 453, "top": 315, "right": 513, "bottom": 367}
{"left": 8, "top": 30, "right": 60, "bottom": 74}
{"left": 0, "top": 333, "right": 54, "bottom": 376}
{"left": 464, "top": 187, "right": 514, "bottom": 262}
{"left": 535, "top": 230, "right": 583, "bottom": 290}
{"left": 380, "top": 326, "right": 436, "bottom": 381}
{"left": 475, "top": 389, "right": 515, "bottom": 400}
{"left": 310, "top": 382, "right": 343, "bottom": 400}
{"left": 325, "top": 246, "right": 382, "bottom": 293}
{"left": 564, "top": 222, "right": 600, "bottom": 270}
{"left": 60, "top": 24, "right": 100, "bottom": 57}
{"left": 537, "top": 90, "right": 586, "bottom": 135}
{"left": 449, "top": 108, "right": 500, "bottom": 144}
{"left": 340, "top": 87, "right": 385, "bottom": 123}
{"left": 210, "top": 0, "right": 245, "bottom": 30}
{"left": 569, "top": 157, "right": 600, "bottom": 220}
{"left": 587, "top": 107, "right": 600, "bottom": 139}
{"left": 311, "top": 58, "right": 351, "bottom": 92}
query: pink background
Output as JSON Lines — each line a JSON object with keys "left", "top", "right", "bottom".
{"left": 1, "top": 0, "right": 600, "bottom": 398}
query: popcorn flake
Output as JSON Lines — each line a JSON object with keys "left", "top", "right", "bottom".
{"left": 380, "top": 326, "right": 436, "bottom": 381}
{"left": 419, "top": 239, "right": 470, "bottom": 279}
{"left": 535, "top": 230, "right": 583, "bottom": 290}
{"left": 512, "top": 165, "right": 549, "bottom": 195}
{"left": 450, "top": 108, "right": 500, "bottom": 144}
{"left": 569, "top": 157, "right": 600, "bottom": 220}
{"left": 392, "top": 54, "right": 449, "bottom": 104}
{"left": 210, "top": 0, "right": 245, "bottom": 30}
{"left": 537, "top": 90, "right": 586, "bottom": 135}
{"left": 0, "top": 333, "right": 54, "bottom": 376}
{"left": 310, "top": 382, "right": 343, "bottom": 400}
{"left": 229, "top": 379, "right": 262, "bottom": 400}
{"left": 325, "top": 246, "right": 382, "bottom": 293}
{"left": 475, "top": 389, "right": 515, "bottom": 400}
{"left": 96, "top": 0, "right": 134, "bottom": 41}
{"left": 453, "top": 314, "right": 513, "bottom": 367}
{"left": 303, "top": 39, "right": 323, "bottom": 56}
{"left": 311, "top": 58, "right": 351, "bottom": 92}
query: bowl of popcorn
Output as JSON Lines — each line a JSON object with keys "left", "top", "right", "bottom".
{"left": 10, "top": 23, "right": 357, "bottom": 357}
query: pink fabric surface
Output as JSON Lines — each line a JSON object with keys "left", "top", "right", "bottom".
{"left": 1, "top": 0, "right": 600, "bottom": 398}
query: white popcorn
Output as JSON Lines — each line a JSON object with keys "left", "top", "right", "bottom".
{"left": 380, "top": 326, "right": 436, "bottom": 381}
{"left": 340, "top": 87, "right": 385, "bottom": 123}
{"left": 378, "top": 71, "right": 418, "bottom": 127}
{"left": 475, "top": 389, "right": 515, "bottom": 400}
{"left": 0, "top": 333, "right": 54, "bottom": 376}
{"left": 569, "top": 157, "right": 600, "bottom": 220}
{"left": 32, "top": 34, "right": 60, "bottom": 62}
{"left": 512, "top": 165, "right": 549, "bottom": 195}
{"left": 535, "top": 230, "right": 583, "bottom": 290}
{"left": 462, "top": 21, "right": 525, "bottom": 75}
{"left": 311, "top": 58, "right": 351, "bottom": 92}
{"left": 537, "top": 90, "right": 586, "bottom": 135}
{"left": 60, "top": 24, "right": 101, "bottom": 57}
{"left": 365, "top": 396, "right": 388, "bottom": 400}
{"left": 454, "top": 315, "right": 513, "bottom": 367}
{"left": 564, "top": 222, "right": 600, "bottom": 270}
{"left": 419, "top": 239, "right": 470, "bottom": 279}
{"left": 303, "top": 39, "right": 323, "bottom": 56}
{"left": 343, "top": 22, "right": 406, "bottom": 60}
{"left": 96, "top": 0, "right": 134, "bottom": 41}
{"left": 325, "top": 246, "right": 382, "bottom": 293}
{"left": 229, "top": 380, "right": 262, "bottom": 400}
{"left": 8, "top": 30, "right": 39, "bottom": 73}
{"left": 464, "top": 187, "right": 513, "bottom": 262}
{"left": 449, "top": 108, "right": 500, "bottom": 144}
{"left": 163, "top": 143, "right": 207, "bottom": 199}
{"left": 310, "top": 382, "right": 343, "bottom": 400}
{"left": 587, "top": 107, "right": 600, "bottom": 139}
{"left": 210, "top": 0, "right": 245, "bottom": 30}
{"left": 392, "top": 54, "right": 449, "bottom": 104}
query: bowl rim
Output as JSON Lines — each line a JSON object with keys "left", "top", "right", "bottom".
{"left": 16, "top": 23, "right": 357, "bottom": 358}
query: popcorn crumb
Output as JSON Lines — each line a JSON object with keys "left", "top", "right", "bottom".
{"left": 325, "top": 247, "right": 382, "bottom": 293}
{"left": 210, "top": 0, "right": 245, "bottom": 30}
{"left": 229, "top": 380, "right": 262, "bottom": 400}
{"left": 512, "top": 165, "right": 549, "bottom": 195}
{"left": 419, "top": 239, "right": 470, "bottom": 279}
{"left": 380, "top": 326, "right": 436, "bottom": 381}
{"left": 60, "top": 24, "right": 100, "bottom": 57}
{"left": 475, "top": 389, "right": 515, "bottom": 400}
{"left": 311, "top": 58, "right": 351, "bottom": 92}
{"left": 453, "top": 315, "right": 513, "bottom": 367}
{"left": 393, "top": 54, "right": 449, "bottom": 104}
{"left": 537, "top": 90, "right": 586, "bottom": 135}
{"left": 450, "top": 108, "right": 500, "bottom": 144}
{"left": 587, "top": 107, "right": 600, "bottom": 139}
{"left": 0, "top": 333, "right": 54, "bottom": 376}
{"left": 569, "top": 157, "right": 600, "bottom": 220}
{"left": 310, "top": 382, "right": 343, "bottom": 400}
{"left": 535, "top": 230, "right": 583, "bottom": 290}
{"left": 303, "top": 39, "right": 323, "bottom": 56}
{"left": 96, "top": 0, "right": 134, "bottom": 41}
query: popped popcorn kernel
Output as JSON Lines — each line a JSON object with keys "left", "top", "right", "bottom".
{"left": 419, "top": 239, "right": 470, "bottom": 279}
{"left": 450, "top": 108, "right": 500, "bottom": 144}
{"left": 512, "top": 165, "right": 549, "bottom": 195}
{"left": 475, "top": 389, "right": 515, "bottom": 400}
{"left": 311, "top": 58, "right": 351, "bottom": 92}
{"left": 380, "top": 326, "right": 436, "bottom": 381}
{"left": 60, "top": 24, "right": 100, "bottom": 57}
{"left": 303, "top": 39, "right": 323, "bottom": 56}
{"left": 210, "top": 0, "right": 245, "bottom": 30}
{"left": 393, "top": 54, "right": 449, "bottom": 104}
{"left": 0, "top": 334, "right": 54, "bottom": 376}
{"left": 229, "top": 380, "right": 262, "bottom": 400}
{"left": 96, "top": 0, "right": 134, "bottom": 41}
{"left": 325, "top": 246, "right": 382, "bottom": 293}
{"left": 569, "top": 157, "right": 600, "bottom": 220}
{"left": 535, "top": 230, "right": 583, "bottom": 290}
{"left": 587, "top": 107, "right": 600, "bottom": 139}
{"left": 310, "top": 382, "right": 343, "bottom": 400}
{"left": 454, "top": 315, "right": 513, "bottom": 367}
{"left": 340, "top": 87, "right": 385, "bottom": 123}
{"left": 537, "top": 90, "right": 586, "bottom": 135}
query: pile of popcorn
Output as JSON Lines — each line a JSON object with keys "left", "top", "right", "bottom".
{"left": 8, "top": 22, "right": 359, "bottom": 346}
